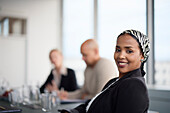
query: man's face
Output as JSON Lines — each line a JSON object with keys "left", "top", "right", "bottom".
{"left": 81, "top": 46, "right": 96, "bottom": 67}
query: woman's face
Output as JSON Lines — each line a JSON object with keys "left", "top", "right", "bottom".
{"left": 114, "top": 34, "right": 144, "bottom": 78}
{"left": 50, "top": 51, "right": 63, "bottom": 69}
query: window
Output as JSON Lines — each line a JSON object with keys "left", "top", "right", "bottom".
{"left": 63, "top": 0, "right": 94, "bottom": 86}
{"left": 63, "top": 0, "right": 94, "bottom": 58}
{"left": 0, "top": 17, "right": 26, "bottom": 36}
{"left": 155, "top": 0, "right": 170, "bottom": 85}
{"left": 3, "top": 18, "right": 9, "bottom": 36}
{"left": 63, "top": 0, "right": 147, "bottom": 86}
{"left": 98, "top": 0, "right": 146, "bottom": 60}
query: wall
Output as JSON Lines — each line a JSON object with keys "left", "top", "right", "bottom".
{"left": 0, "top": 37, "right": 26, "bottom": 87}
{"left": 0, "top": 0, "right": 61, "bottom": 87}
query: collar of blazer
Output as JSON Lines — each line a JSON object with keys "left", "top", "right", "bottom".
{"left": 107, "top": 68, "right": 143, "bottom": 89}
{"left": 120, "top": 68, "right": 142, "bottom": 80}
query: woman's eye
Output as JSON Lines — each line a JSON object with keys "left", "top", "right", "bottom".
{"left": 127, "top": 50, "right": 133, "bottom": 53}
{"left": 115, "top": 48, "right": 121, "bottom": 52}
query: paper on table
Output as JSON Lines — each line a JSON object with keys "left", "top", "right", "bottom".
{"left": 60, "top": 99, "right": 87, "bottom": 104}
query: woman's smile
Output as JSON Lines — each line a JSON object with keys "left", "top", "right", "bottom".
{"left": 117, "top": 61, "right": 128, "bottom": 68}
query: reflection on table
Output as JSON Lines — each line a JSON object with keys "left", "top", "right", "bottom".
{"left": 0, "top": 98, "right": 82, "bottom": 113}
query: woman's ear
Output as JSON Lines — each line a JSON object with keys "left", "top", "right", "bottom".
{"left": 140, "top": 51, "right": 144, "bottom": 62}
{"left": 140, "top": 55, "right": 144, "bottom": 62}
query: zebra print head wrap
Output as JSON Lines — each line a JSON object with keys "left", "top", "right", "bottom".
{"left": 118, "top": 29, "right": 150, "bottom": 63}
{"left": 117, "top": 29, "right": 150, "bottom": 76}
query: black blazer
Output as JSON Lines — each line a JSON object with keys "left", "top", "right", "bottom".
{"left": 40, "top": 68, "right": 78, "bottom": 93}
{"left": 73, "top": 68, "right": 149, "bottom": 113}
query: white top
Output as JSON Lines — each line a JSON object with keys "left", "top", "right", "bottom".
{"left": 53, "top": 66, "right": 67, "bottom": 86}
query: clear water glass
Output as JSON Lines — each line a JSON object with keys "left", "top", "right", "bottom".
{"left": 29, "top": 86, "right": 41, "bottom": 104}
{"left": 8, "top": 89, "right": 22, "bottom": 107}
{"left": 51, "top": 91, "right": 60, "bottom": 108}
{"left": 22, "top": 85, "right": 31, "bottom": 105}
{"left": 41, "top": 93, "right": 52, "bottom": 112}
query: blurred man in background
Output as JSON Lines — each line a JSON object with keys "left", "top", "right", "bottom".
{"left": 60, "top": 39, "right": 117, "bottom": 99}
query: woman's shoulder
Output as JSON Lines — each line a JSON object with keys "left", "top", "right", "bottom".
{"left": 66, "top": 68, "right": 75, "bottom": 72}
{"left": 119, "top": 76, "right": 147, "bottom": 91}
{"left": 66, "top": 68, "right": 76, "bottom": 76}
{"left": 122, "top": 76, "right": 145, "bottom": 84}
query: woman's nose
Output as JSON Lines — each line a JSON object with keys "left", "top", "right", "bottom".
{"left": 118, "top": 51, "right": 126, "bottom": 59}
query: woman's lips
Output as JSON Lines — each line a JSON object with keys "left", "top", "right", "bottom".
{"left": 117, "top": 62, "right": 128, "bottom": 68}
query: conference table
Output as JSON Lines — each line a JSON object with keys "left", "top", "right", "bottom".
{"left": 0, "top": 98, "right": 158, "bottom": 113}
{"left": 0, "top": 98, "right": 82, "bottom": 113}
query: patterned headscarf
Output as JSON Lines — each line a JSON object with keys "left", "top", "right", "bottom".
{"left": 117, "top": 29, "right": 150, "bottom": 76}
{"left": 118, "top": 29, "right": 150, "bottom": 63}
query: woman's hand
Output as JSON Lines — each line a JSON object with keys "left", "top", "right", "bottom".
{"left": 58, "top": 89, "right": 68, "bottom": 100}
{"left": 45, "top": 80, "right": 58, "bottom": 92}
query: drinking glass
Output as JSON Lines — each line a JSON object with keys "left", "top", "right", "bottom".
{"left": 51, "top": 91, "right": 60, "bottom": 108}
{"left": 22, "top": 85, "right": 31, "bottom": 105}
{"left": 41, "top": 93, "right": 52, "bottom": 112}
{"left": 30, "top": 86, "right": 41, "bottom": 104}
{"left": 8, "top": 89, "right": 22, "bottom": 107}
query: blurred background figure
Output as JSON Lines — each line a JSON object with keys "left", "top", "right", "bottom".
{"left": 40, "top": 49, "right": 78, "bottom": 93}
{"left": 60, "top": 39, "right": 118, "bottom": 100}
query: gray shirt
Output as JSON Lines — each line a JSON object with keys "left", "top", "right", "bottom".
{"left": 68, "top": 58, "right": 118, "bottom": 99}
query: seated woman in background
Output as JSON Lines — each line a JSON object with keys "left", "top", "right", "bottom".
{"left": 40, "top": 49, "right": 78, "bottom": 93}
{"left": 59, "top": 29, "right": 150, "bottom": 113}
